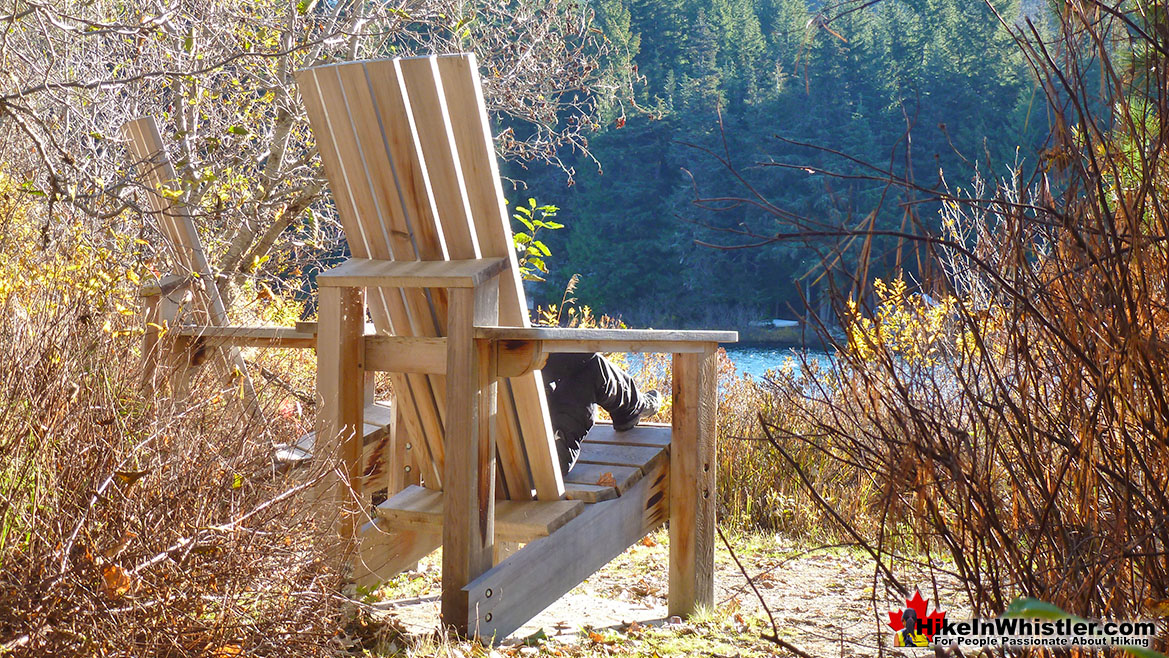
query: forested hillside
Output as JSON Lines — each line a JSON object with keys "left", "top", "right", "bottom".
{"left": 511, "top": 0, "right": 1045, "bottom": 327}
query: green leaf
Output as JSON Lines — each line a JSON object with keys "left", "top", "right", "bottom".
{"left": 532, "top": 240, "right": 552, "bottom": 257}
{"left": 528, "top": 197, "right": 537, "bottom": 209}
{"left": 227, "top": 125, "right": 249, "bottom": 136}
{"left": 541, "top": 221, "right": 565, "bottom": 229}
{"left": 296, "top": 0, "right": 318, "bottom": 14}
{"left": 19, "top": 181, "right": 45, "bottom": 197}
{"left": 515, "top": 205, "right": 532, "bottom": 216}
{"left": 529, "top": 257, "right": 547, "bottom": 273}
{"left": 513, "top": 215, "right": 534, "bottom": 232}
{"left": 513, "top": 233, "right": 532, "bottom": 245}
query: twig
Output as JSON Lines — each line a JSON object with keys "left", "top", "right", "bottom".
{"left": 716, "top": 525, "right": 814, "bottom": 658}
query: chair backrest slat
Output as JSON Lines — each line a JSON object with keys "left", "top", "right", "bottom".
{"left": 433, "top": 55, "right": 563, "bottom": 500}
{"left": 122, "top": 117, "right": 258, "bottom": 409}
{"left": 297, "top": 54, "right": 566, "bottom": 500}
{"left": 299, "top": 64, "right": 448, "bottom": 486}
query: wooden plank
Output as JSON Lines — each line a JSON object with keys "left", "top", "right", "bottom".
{"left": 563, "top": 483, "right": 618, "bottom": 504}
{"left": 123, "top": 117, "right": 259, "bottom": 410}
{"left": 377, "top": 485, "right": 584, "bottom": 542}
{"left": 297, "top": 65, "right": 448, "bottom": 487}
{"left": 585, "top": 422, "right": 672, "bottom": 448}
{"left": 172, "top": 325, "right": 317, "bottom": 349}
{"left": 396, "top": 57, "right": 535, "bottom": 504}
{"left": 364, "top": 335, "right": 448, "bottom": 374}
{"left": 442, "top": 284, "right": 498, "bottom": 632}
{"left": 353, "top": 519, "right": 440, "bottom": 588}
{"left": 430, "top": 54, "right": 563, "bottom": 502}
{"left": 314, "top": 286, "right": 367, "bottom": 539}
{"left": 669, "top": 349, "right": 718, "bottom": 617}
{"left": 398, "top": 57, "right": 481, "bottom": 258}
{"left": 390, "top": 410, "right": 422, "bottom": 493}
{"left": 316, "top": 257, "right": 506, "bottom": 289}
{"left": 563, "top": 463, "right": 643, "bottom": 495}
{"left": 333, "top": 60, "right": 454, "bottom": 470}
{"left": 477, "top": 327, "right": 738, "bottom": 343}
{"left": 577, "top": 441, "right": 666, "bottom": 474}
{"left": 461, "top": 459, "right": 670, "bottom": 641}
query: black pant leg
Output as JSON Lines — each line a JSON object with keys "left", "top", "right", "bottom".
{"left": 579, "top": 353, "right": 644, "bottom": 427}
{"left": 541, "top": 353, "right": 645, "bottom": 472}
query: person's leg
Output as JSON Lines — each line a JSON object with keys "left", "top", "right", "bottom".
{"left": 541, "top": 353, "right": 658, "bottom": 473}
{"left": 575, "top": 353, "right": 647, "bottom": 428}
{"left": 542, "top": 353, "right": 597, "bottom": 474}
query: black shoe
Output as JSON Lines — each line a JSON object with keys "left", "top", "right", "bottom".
{"left": 614, "top": 390, "right": 662, "bottom": 432}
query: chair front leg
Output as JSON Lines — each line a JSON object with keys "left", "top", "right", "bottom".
{"left": 442, "top": 280, "right": 499, "bottom": 635}
{"left": 315, "top": 285, "right": 367, "bottom": 540}
{"left": 669, "top": 346, "right": 718, "bottom": 617}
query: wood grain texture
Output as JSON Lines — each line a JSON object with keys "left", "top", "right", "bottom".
{"left": 668, "top": 349, "right": 718, "bottom": 616}
{"left": 562, "top": 483, "right": 618, "bottom": 503}
{"left": 363, "top": 335, "right": 448, "bottom": 374}
{"left": 441, "top": 284, "right": 498, "bottom": 632}
{"left": 315, "top": 286, "right": 367, "bottom": 539}
{"left": 585, "top": 422, "right": 672, "bottom": 448}
{"left": 461, "top": 459, "right": 670, "bottom": 641}
{"left": 296, "top": 65, "right": 447, "bottom": 487}
{"left": 399, "top": 56, "right": 542, "bottom": 503}
{"left": 431, "top": 54, "right": 563, "bottom": 502}
{"left": 563, "top": 463, "right": 643, "bottom": 495}
{"left": 576, "top": 442, "right": 666, "bottom": 474}
{"left": 316, "top": 257, "right": 506, "bottom": 288}
{"left": 477, "top": 327, "right": 738, "bottom": 344}
{"left": 377, "top": 485, "right": 583, "bottom": 542}
{"left": 171, "top": 325, "right": 316, "bottom": 349}
{"left": 353, "top": 519, "right": 440, "bottom": 589}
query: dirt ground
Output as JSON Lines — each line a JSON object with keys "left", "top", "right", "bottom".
{"left": 370, "top": 529, "right": 968, "bottom": 657}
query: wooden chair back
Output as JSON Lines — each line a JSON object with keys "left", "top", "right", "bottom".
{"left": 123, "top": 117, "right": 257, "bottom": 403}
{"left": 295, "top": 55, "right": 563, "bottom": 501}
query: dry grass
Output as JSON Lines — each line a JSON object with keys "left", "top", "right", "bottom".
{"left": 0, "top": 195, "right": 350, "bottom": 656}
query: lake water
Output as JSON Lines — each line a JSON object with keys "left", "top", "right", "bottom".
{"left": 722, "top": 344, "right": 832, "bottom": 379}
{"left": 625, "top": 344, "right": 832, "bottom": 380}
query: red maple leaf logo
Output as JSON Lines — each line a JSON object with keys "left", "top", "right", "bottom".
{"left": 887, "top": 590, "right": 947, "bottom": 640}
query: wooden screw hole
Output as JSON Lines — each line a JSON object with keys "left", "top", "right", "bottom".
{"left": 485, "top": 588, "right": 493, "bottom": 598}
{"left": 485, "top": 613, "right": 493, "bottom": 622}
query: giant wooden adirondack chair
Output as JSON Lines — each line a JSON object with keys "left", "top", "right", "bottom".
{"left": 297, "top": 53, "right": 736, "bottom": 640}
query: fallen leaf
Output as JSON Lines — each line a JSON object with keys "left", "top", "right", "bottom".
{"left": 596, "top": 472, "right": 617, "bottom": 487}
{"left": 114, "top": 469, "right": 150, "bottom": 486}
{"left": 640, "top": 535, "right": 657, "bottom": 547}
{"left": 102, "top": 565, "right": 132, "bottom": 598}
{"left": 210, "top": 645, "right": 242, "bottom": 658}
{"left": 587, "top": 630, "right": 614, "bottom": 645}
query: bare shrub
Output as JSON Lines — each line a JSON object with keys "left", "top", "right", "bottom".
{"left": 0, "top": 191, "right": 345, "bottom": 656}
{"left": 688, "top": 0, "right": 1169, "bottom": 632}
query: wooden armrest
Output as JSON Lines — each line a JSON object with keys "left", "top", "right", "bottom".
{"left": 475, "top": 326, "right": 738, "bottom": 356}
{"left": 316, "top": 257, "right": 508, "bottom": 289}
{"left": 171, "top": 325, "right": 317, "bottom": 349}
